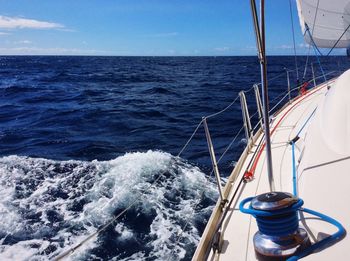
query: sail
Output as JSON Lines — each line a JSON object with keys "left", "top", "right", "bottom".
{"left": 296, "top": 0, "right": 350, "bottom": 48}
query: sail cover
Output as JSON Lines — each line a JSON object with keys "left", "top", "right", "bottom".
{"left": 296, "top": 0, "right": 350, "bottom": 48}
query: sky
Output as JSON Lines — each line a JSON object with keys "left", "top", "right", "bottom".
{"left": 0, "top": 0, "right": 345, "bottom": 56}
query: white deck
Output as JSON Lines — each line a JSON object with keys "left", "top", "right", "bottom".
{"left": 197, "top": 73, "right": 350, "bottom": 261}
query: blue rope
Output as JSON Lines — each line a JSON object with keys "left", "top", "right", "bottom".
{"left": 288, "top": 134, "right": 346, "bottom": 260}
{"left": 287, "top": 208, "right": 346, "bottom": 261}
{"left": 296, "top": 107, "right": 317, "bottom": 138}
{"left": 291, "top": 107, "right": 317, "bottom": 196}
{"left": 304, "top": 24, "right": 326, "bottom": 81}
{"left": 240, "top": 195, "right": 346, "bottom": 260}
{"left": 240, "top": 198, "right": 304, "bottom": 237}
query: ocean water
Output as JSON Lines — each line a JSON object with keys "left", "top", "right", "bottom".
{"left": 0, "top": 56, "right": 348, "bottom": 260}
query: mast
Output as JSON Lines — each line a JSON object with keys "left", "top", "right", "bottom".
{"left": 250, "top": 0, "right": 275, "bottom": 191}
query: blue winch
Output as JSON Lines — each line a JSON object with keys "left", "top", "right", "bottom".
{"left": 240, "top": 192, "right": 345, "bottom": 261}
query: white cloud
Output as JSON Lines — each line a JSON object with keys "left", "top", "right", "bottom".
{"left": 0, "top": 15, "right": 64, "bottom": 29}
{"left": 14, "top": 40, "right": 32, "bottom": 44}
{"left": 214, "top": 47, "right": 231, "bottom": 52}
{"left": 0, "top": 47, "right": 106, "bottom": 55}
{"left": 0, "top": 31, "right": 10, "bottom": 35}
{"left": 278, "top": 44, "right": 293, "bottom": 49}
{"left": 298, "top": 43, "right": 310, "bottom": 48}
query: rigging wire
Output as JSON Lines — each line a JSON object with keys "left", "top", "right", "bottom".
{"left": 304, "top": 25, "right": 327, "bottom": 81}
{"left": 302, "top": 0, "right": 321, "bottom": 80}
{"left": 326, "top": 23, "right": 350, "bottom": 56}
{"left": 288, "top": 0, "right": 299, "bottom": 82}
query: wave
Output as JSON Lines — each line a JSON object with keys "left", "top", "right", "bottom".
{"left": 0, "top": 150, "right": 217, "bottom": 260}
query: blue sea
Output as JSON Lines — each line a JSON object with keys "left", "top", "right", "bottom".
{"left": 0, "top": 55, "right": 348, "bottom": 260}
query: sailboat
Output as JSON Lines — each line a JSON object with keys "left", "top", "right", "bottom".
{"left": 193, "top": 0, "right": 349, "bottom": 260}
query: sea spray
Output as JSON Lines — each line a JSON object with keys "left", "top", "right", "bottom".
{"left": 0, "top": 151, "right": 217, "bottom": 260}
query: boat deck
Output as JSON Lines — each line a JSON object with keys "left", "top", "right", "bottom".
{"left": 196, "top": 76, "right": 350, "bottom": 261}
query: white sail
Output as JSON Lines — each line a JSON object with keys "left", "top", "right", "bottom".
{"left": 296, "top": 0, "right": 350, "bottom": 48}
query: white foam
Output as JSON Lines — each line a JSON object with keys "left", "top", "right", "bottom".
{"left": 0, "top": 150, "right": 217, "bottom": 260}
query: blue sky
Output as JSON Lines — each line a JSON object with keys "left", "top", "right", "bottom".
{"left": 0, "top": 0, "right": 343, "bottom": 56}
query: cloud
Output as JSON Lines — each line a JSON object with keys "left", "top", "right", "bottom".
{"left": 14, "top": 40, "right": 32, "bottom": 44}
{"left": 145, "top": 32, "right": 178, "bottom": 37}
{"left": 0, "top": 16, "right": 64, "bottom": 30}
{"left": 0, "top": 31, "right": 10, "bottom": 35}
{"left": 214, "top": 47, "right": 231, "bottom": 52}
{"left": 298, "top": 43, "right": 310, "bottom": 48}
{"left": 0, "top": 47, "right": 106, "bottom": 55}
{"left": 273, "top": 43, "right": 310, "bottom": 50}
{"left": 278, "top": 44, "right": 293, "bottom": 50}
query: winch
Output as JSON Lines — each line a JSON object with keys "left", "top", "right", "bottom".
{"left": 240, "top": 192, "right": 310, "bottom": 260}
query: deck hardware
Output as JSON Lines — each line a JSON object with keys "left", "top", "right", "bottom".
{"left": 240, "top": 192, "right": 310, "bottom": 260}
{"left": 212, "top": 231, "right": 223, "bottom": 254}
{"left": 239, "top": 91, "right": 253, "bottom": 144}
{"left": 202, "top": 117, "right": 225, "bottom": 203}
{"left": 240, "top": 190, "right": 346, "bottom": 260}
{"left": 253, "top": 84, "right": 264, "bottom": 129}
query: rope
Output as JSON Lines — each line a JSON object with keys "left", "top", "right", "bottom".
{"left": 296, "top": 107, "right": 317, "bottom": 137}
{"left": 303, "top": 0, "right": 321, "bottom": 80}
{"left": 177, "top": 120, "right": 204, "bottom": 156}
{"left": 242, "top": 85, "right": 255, "bottom": 94}
{"left": 240, "top": 197, "right": 304, "bottom": 236}
{"left": 289, "top": 0, "right": 299, "bottom": 81}
{"left": 288, "top": 134, "right": 346, "bottom": 261}
{"left": 288, "top": 208, "right": 346, "bottom": 261}
{"left": 305, "top": 24, "right": 323, "bottom": 56}
{"left": 326, "top": 23, "right": 350, "bottom": 56}
{"left": 304, "top": 24, "right": 326, "bottom": 81}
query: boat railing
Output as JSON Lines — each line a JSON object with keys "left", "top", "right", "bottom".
{"left": 191, "top": 63, "right": 341, "bottom": 260}
{"left": 190, "top": 63, "right": 339, "bottom": 206}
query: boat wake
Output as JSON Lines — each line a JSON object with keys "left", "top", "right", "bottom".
{"left": 0, "top": 150, "right": 217, "bottom": 260}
